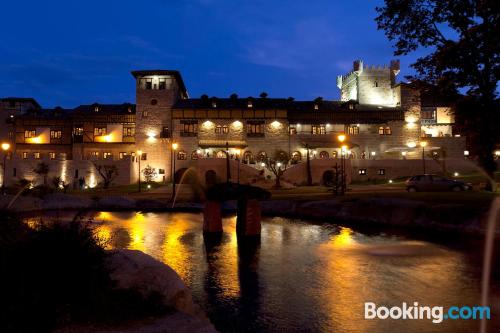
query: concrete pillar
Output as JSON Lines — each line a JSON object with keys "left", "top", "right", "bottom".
{"left": 236, "top": 198, "right": 261, "bottom": 237}
{"left": 203, "top": 200, "right": 223, "bottom": 234}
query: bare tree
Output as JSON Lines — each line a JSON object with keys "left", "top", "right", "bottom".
{"left": 142, "top": 165, "right": 158, "bottom": 183}
{"left": 265, "top": 150, "right": 290, "bottom": 188}
{"left": 93, "top": 163, "right": 119, "bottom": 189}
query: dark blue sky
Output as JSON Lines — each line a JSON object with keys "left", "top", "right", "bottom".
{"left": 0, "top": 0, "right": 422, "bottom": 108}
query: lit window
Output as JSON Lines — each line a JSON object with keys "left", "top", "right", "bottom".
{"left": 141, "top": 153, "right": 147, "bottom": 160}
{"left": 119, "top": 152, "right": 127, "bottom": 159}
{"left": 49, "top": 152, "right": 56, "bottom": 159}
{"left": 378, "top": 169, "right": 385, "bottom": 175}
{"left": 181, "top": 121, "right": 198, "bottom": 136}
{"left": 358, "top": 169, "right": 367, "bottom": 175}
{"left": 34, "top": 152, "right": 41, "bottom": 159}
{"left": 50, "top": 130, "right": 62, "bottom": 139}
{"left": 177, "top": 150, "right": 187, "bottom": 160}
{"left": 103, "top": 152, "right": 113, "bottom": 159}
{"left": 94, "top": 106, "right": 100, "bottom": 112}
{"left": 94, "top": 127, "right": 106, "bottom": 136}
{"left": 312, "top": 125, "right": 326, "bottom": 135}
{"left": 314, "top": 104, "right": 319, "bottom": 110}
{"left": 289, "top": 126, "right": 297, "bottom": 135}
{"left": 348, "top": 126, "right": 359, "bottom": 135}
{"left": 158, "top": 78, "right": 167, "bottom": 90}
{"left": 142, "top": 111, "right": 149, "bottom": 118}
{"left": 24, "top": 130, "right": 36, "bottom": 138}
{"left": 91, "top": 151, "right": 99, "bottom": 159}
{"left": 191, "top": 150, "right": 199, "bottom": 160}
{"left": 22, "top": 152, "right": 28, "bottom": 159}
{"left": 349, "top": 104, "right": 354, "bottom": 110}
{"left": 385, "top": 127, "right": 392, "bottom": 135}
{"left": 247, "top": 121, "right": 265, "bottom": 137}
{"left": 123, "top": 126, "right": 135, "bottom": 137}
{"left": 247, "top": 100, "right": 253, "bottom": 108}
{"left": 212, "top": 101, "right": 217, "bottom": 108}
{"left": 60, "top": 153, "right": 67, "bottom": 160}
{"left": 74, "top": 127, "right": 83, "bottom": 136}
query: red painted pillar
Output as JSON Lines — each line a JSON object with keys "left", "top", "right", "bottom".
{"left": 203, "top": 200, "right": 223, "bottom": 233}
{"left": 236, "top": 199, "right": 261, "bottom": 237}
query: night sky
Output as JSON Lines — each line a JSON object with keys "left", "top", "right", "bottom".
{"left": 0, "top": 0, "right": 424, "bottom": 108}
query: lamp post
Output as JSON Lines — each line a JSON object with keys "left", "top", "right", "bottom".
{"left": 337, "top": 134, "right": 346, "bottom": 195}
{"left": 171, "top": 143, "right": 178, "bottom": 200}
{"left": 2, "top": 143, "right": 10, "bottom": 194}
{"left": 420, "top": 141, "right": 427, "bottom": 174}
{"left": 235, "top": 149, "right": 241, "bottom": 184}
{"left": 137, "top": 150, "right": 142, "bottom": 192}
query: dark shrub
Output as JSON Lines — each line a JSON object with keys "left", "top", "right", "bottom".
{"left": 0, "top": 211, "right": 166, "bottom": 333}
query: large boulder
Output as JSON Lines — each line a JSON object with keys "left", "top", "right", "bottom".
{"left": 106, "top": 249, "right": 206, "bottom": 319}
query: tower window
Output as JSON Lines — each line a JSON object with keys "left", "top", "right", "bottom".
{"left": 142, "top": 111, "right": 149, "bottom": 118}
{"left": 94, "top": 106, "right": 100, "bottom": 112}
{"left": 158, "top": 78, "right": 167, "bottom": 90}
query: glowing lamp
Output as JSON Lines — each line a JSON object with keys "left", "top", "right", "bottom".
{"left": 419, "top": 141, "right": 428, "bottom": 148}
{"left": 1, "top": 143, "right": 10, "bottom": 151}
{"left": 172, "top": 143, "right": 178, "bottom": 150}
{"left": 337, "top": 134, "right": 346, "bottom": 143}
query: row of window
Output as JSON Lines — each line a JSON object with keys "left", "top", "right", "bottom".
{"left": 21, "top": 152, "right": 67, "bottom": 160}
{"left": 358, "top": 168, "right": 386, "bottom": 175}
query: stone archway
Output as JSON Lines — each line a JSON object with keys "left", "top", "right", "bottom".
{"left": 319, "top": 151, "right": 329, "bottom": 159}
{"left": 205, "top": 170, "right": 217, "bottom": 186}
{"left": 216, "top": 150, "right": 226, "bottom": 158}
{"left": 292, "top": 151, "right": 302, "bottom": 163}
{"left": 243, "top": 151, "right": 253, "bottom": 164}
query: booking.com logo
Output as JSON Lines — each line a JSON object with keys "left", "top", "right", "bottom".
{"left": 365, "top": 302, "right": 491, "bottom": 324}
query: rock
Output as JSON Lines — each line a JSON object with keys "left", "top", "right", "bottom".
{"left": 106, "top": 249, "right": 206, "bottom": 320}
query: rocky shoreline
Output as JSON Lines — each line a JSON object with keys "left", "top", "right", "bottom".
{"left": 3, "top": 193, "right": 493, "bottom": 236}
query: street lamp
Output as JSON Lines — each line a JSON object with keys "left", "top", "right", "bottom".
{"left": 171, "top": 143, "right": 178, "bottom": 200}
{"left": 337, "top": 134, "right": 347, "bottom": 195}
{"left": 2, "top": 143, "right": 10, "bottom": 194}
{"left": 420, "top": 141, "right": 427, "bottom": 174}
{"left": 137, "top": 150, "right": 143, "bottom": 192}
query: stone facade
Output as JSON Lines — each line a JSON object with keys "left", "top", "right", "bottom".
{"left": 0, "top": 61, "right": 469, "bottom": 188}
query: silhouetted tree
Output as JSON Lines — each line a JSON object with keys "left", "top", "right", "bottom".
{"left": 376, "top": 0, "right": 499, "bottom": 186}
{"left": 33, "top": 162, "right": 49, "bottom": 186}
{"left": 265, "top": 150, "right": 290, "bottom": 188}
{"left": 93, "top": 164, "right": 119, "bottom": 189}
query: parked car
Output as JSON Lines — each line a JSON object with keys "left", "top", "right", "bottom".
{"left": 405, "top": 174, "right": 472, "bottom": 192}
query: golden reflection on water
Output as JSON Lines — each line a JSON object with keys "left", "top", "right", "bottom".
{"left": 92, "top": 211, "right": 241, "bottom": 299}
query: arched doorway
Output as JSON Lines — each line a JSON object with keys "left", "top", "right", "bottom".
{"left": 319, "top": 151, "right": 329, "bottom": 159}
{"left": 243, "top": 151, "right": 253, "bottom": 164}
{"left": 292, "top": 151, "right": 302, "bottom": 163}
{"left": 205, "top": 170, "right": 217, "bottom": 186}
{"left": 256, "top": 151, "right": 267, "bottom": 162}
{"left": 216, "top": 150, "right": 226, "bottom": 158}
{"left": 322, "top": 170, "right": 335, "bottom": 186}
{"left": 332, "top": 151, "right": 338, "bottom": 159}
{"left": 191, "top": 150, "right": 200, "bottom": 160}
{"left": 174, "top": 168, "right": 188, "bottom": 184}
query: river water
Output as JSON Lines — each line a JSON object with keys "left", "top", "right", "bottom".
{"left": 32, "top": 211, "right": 500, "bottom": 332}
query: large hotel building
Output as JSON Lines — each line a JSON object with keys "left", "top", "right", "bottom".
{"left": 0, "top": 60, "right": 469, "bottom": 188}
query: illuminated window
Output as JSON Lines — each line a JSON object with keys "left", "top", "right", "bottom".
{"left": 22, "top": 152, "right": 28, "bottom": 159}
{"left": 378, "top": 169, "right": 385, "bottom": 175}
{"left": 91, "top": 151, "right": 99, "bottom": 159}
{"left": 141, "top": 153, "right": 147, "bottom": 160}
{"left": 247, "top": 100, "right": 253, "bottom": 108}
{"left": 349, "top": 104, "right": 354, "bottom": 110}
{"left": 73, "top": 127, "right": 83, "bottom": 136}
{"left": 94, "top": 127, "right": 106, "bottom": 136}
{"left": 119, "top": 152, "right": 127, "bottom": 159}
{"left": 50, "top": 130, "right": 62, "bottom": 139}
{"left": 289, "top": 126, "right": 297, "bottom": 135}
{"left": 142, "top": 111, "right": 149, "bottom": 118}
{"left": 103, "top": 152, "right": 113, "bottom": 159}
{"left": 49, "top": 152, "right": 56, "bottom": 159}
{"left": 348, "top": 126, "right": 359, "bottom": 135}
{"left": 191, "top": 150, "right": 199, "bottom": 160}
{"left": 123, "top": 126, "right": 135, "bottom": 137}
{"left": 312, "top": 125, "right": 326, "bottom": 135}
{"left": 215, "top": 125, "right": 222, "bottom": 134}
{"left": 181, "top": 121, "right": 198, "bottom": 136}
{"left": 24, "top": 130, "right": 36, "bottom": 138}
{"left": 177, "top": 150, "right": 187, "bottom": 160}
{"left": 140, "top": 78, "right": 153, "bottom": 90}
{"left": 94, "top": 106, "right": 100, "bottom": 112}
{"left": 34, "top": 152, "right": 41, "bottom": 159}
{"left": 247, "top": 121, "right": 265, "bottom": 137}
{"left": 358, "top": 169, "right": 367, "bottom": 175}
{"left": 60, "top": 153, "right": 67, "bottom": 160}
{"left": 378, "top": 126, "right": 392, "bottom": 135}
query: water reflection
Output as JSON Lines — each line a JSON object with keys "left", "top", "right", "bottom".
{"left": 45, "top": 211, "right": 500, "bottom": 332}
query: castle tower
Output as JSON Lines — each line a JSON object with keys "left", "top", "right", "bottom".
{"left": 131, "top": 70, "right": 188, "bottom": 183}
{"left": 338, "top": 60, "right": 399, "bottom": 106}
